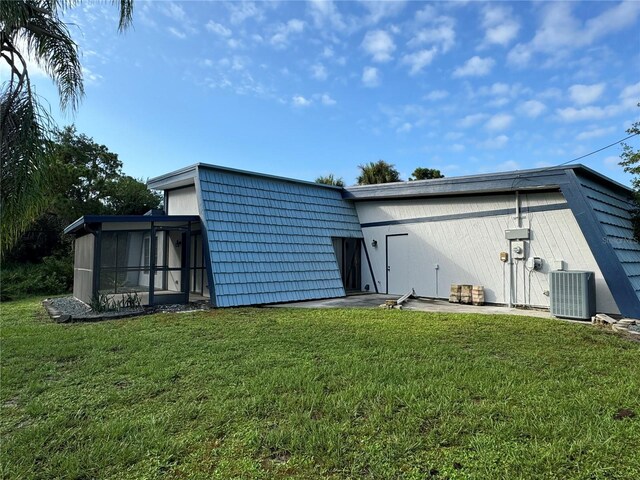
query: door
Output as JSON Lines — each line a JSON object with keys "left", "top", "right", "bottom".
{"left": 386, "top": 234, "right": 411, "bottom": 295}
{"left": 332, "top": 238, "right": 361, "bottom": 292}
{"left": 151, "top": 228, "right": 190, "bottom": 305}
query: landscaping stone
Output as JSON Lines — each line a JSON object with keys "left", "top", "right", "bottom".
{"left": 42, "top": 296, "right": 210, "bottom": 322}
{"left": 618, "top": 319, "right": 637, "bottom": 326}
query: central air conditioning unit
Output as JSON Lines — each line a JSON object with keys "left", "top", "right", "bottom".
{"left": 549, "top": 271, "right": 596, "bottom": 320}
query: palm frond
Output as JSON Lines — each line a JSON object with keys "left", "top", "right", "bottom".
{"left": 0, "top": 85, "right": 54, "bottom": 258}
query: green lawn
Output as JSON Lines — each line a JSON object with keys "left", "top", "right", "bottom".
{"left": 1, "top": 298, "right": 639, "bottom": 479}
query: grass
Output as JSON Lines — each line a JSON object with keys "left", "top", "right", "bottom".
{"left": 1, "top": 298, "right": 639, "bottom": 479}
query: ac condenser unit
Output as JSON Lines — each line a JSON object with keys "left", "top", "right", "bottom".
{"left": 549, "top": 271, "right": 596, "bottom": 320}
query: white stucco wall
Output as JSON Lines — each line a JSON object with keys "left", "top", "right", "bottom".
{"left": 357, "top": 191, "right": 619, "bottom": 315}
{"left": 166, "top": 186, "right": 198, "bottom": 215}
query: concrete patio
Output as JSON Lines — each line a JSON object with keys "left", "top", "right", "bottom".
{"left": 271, "top": 293, "right": 554, "bottom": 319}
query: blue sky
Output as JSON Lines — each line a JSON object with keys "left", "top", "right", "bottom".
{"left": 17, "top": 1, "right": 640, "bottom": 186}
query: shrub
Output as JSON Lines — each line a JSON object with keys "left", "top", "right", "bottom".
{"left": 0, "top": 256, "right": 73, "bottom": 301}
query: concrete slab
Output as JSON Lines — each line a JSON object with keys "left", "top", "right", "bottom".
{"left": 271, "top": 293, "right": 553, "bottom": 319}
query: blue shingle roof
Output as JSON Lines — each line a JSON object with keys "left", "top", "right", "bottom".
{"left": 576, "top": 173, "right": 640, "bottom": 297}
{"left": 198, "top": 166, "right": 362, "bottom": 306}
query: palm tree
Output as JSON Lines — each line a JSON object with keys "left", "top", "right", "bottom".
{"left": 0, "top": 0, "right": 133, "bottom": 257}
{"left": 356, "top": 160, "right": 401, "bottom": 185}
{"left": 315, "top": 174, "right": 345, "bottom": 187}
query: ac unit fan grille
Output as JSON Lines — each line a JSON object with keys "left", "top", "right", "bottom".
{"left": 549, "top": 271, "right": 596, "bottom": 320}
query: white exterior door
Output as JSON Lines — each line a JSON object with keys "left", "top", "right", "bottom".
{"left": 386, "top": 234, "right": 412, "bottom": 295}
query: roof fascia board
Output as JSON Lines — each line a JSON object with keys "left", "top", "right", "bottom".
{"left": 147, "top": 165, "right": 198, "bottom": 191}
{"left": 343, "top": 170, "right": 570, "bottom": 200}
{"left": 64, "top": 215, "right": 200, "bottom": 235}
{"left": 190, "top": 163, "right": 343, "bottom": 191}
{"left": 194, "top": 165, "right": 217, "bottom": 307}
{"left": 561, "top": 169, "right": 640, "bottom": 317}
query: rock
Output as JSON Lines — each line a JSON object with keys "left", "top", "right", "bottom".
{"left": 618, "top": 319, "right": 637, "bottom": 326}
{"left": 55, "top": 314, "right": 72, "bottom": 323}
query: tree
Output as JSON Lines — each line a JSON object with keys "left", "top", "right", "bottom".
{"left": 409, "top": 167, "right": 444, "bottom": 181}
{"left": 315, "top": 174, "right": 345, "bottom": 187}
{"left": 619, "top": 111, "right": 640, "bottom": 240}
{"left": 49, "top": 126, "right": 161, "bottom": 221}
{"left": 4, "top": 126, "right": 162, "bottom": 264}
{"left": 619, "top": 116, "right": 640, "bottom": 189}
{"left": 0, "top": 0, "right": 133, "bottom": 258}
{"left": 105, "top": 175, "right": 163, "bottom": 215}
{"left": 356, "top": 160, "right": 401, "bottom": 185}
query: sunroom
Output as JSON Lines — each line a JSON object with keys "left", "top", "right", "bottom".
{"left": 64, "top": 213, "right": 208, "bottom": 306}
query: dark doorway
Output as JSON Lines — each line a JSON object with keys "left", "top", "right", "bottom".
{"left": 332, "top": 238, "right": 362, "bottom": 292}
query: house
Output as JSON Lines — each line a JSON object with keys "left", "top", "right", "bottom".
{"left": 64, "top": 163, "right": 640, "bottom": 318}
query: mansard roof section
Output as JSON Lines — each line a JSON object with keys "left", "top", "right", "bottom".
{"left": 342, "top": 164, "right": 632, "bottom": 201}
{"left": 148, "top": 163, "right": 343, "bottom": 192}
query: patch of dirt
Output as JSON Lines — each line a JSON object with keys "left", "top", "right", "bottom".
{"left": 270, "top": 450, "right": 291, "bottom": 463}
{"left": 613, "top": 408, "right": 636, "bottom": 420}
{"left": 114, "top": 380, "right": 130, "bottom": 389}
{"left": 3, "top": 398, "right": 19, "bottom": 408}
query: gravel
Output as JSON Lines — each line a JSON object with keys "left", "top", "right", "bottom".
{"left": 43, "top": 296, "right": 210, "bottom": 322}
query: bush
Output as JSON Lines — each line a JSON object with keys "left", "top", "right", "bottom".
{"left": 0, "top": 256, "right": 73, "bottom": 301}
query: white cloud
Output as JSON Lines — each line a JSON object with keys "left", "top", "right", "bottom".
{"left": 506, "top": 43, "right": 532, "bottom": 67}
{"left": 517, "top": 100, "right": 546, "bottom": 118}
{"left": 270, "top": 19, "right": 305, "bottom": 48}
{"left": 415, "top": 4, "right": 437, "bottom": 23}
{"left": 168, "top": 27, "right": 187, "bottom": 39}
{"left": 445, "top": 131, "right": 463, "bottom": 140}
{"left": 453, "top": 56, "right": 495, "bottom": 77}
{"left": 507, "top": 1, "right": 640, "bottom": 67}
{"left": 82, "top": 66, "right": 103, "bottom": 85}
{"left": 308, "top": 0, "right": 345, "bottom": 30}
{"left": 227, "top": 1, "right": 264, "bottom": 24}
{"left": 320, "top": 93, "right": 336, "bottom": 106}
{"left": 451, "top": 143, "right": 465, "bottom": 152}
{"left": 361, "top": 30, "right": 396, "bottom": 62}
{"left": 556, "top": 105, "right": 616, "bottom": 122}
{"left": 322, "top": 46, "right": 334, "bottom": 58}
{"left": 401, "top": 48, "right": 437, "bottom": 75}
{"left": 620, "top": 81, "right": 640, "bottom": 109}
{"left": 397, "top": 122, "right": 412, "bottom": 133}
{"left": 0, "top": 37, "right": 47, "bottom": 78}
{"left": 576, "top": 126, "right": 615, "bottom": 141}
{"left": 485, "top": 113, "right": 513, "bottom": 131}
{"left": 292, "top": 95, "right": 312, "bottom": 107}
{"left": 569, "top": 83, "right": 605, "bottom": 106}
{"left": 161, "top": 2, "right": 187, "bottom": 22}
{"left": 475, "top": 83, "right": 529, "bottom": 106}
{"left": 361, "top": 1, "right": 407, "bottom": 25}
{"left": 362, "top": 66, "right": 380, "bottom": 87}
{"left": 481, "top": 135, "right": 509, "bottom": 149}
{"left": 498, "top": 159, "right": 519, "bottom": 170}
{"left": 408, "top": 22, "right": 455, "bottom": 53}
{"left": 603, "top": 155, "right": 620, "bottom": 169}
{"left": 481, "top": 5, "right": 520, "bottom": 47}
{"left": 206, "top": 21, "right": 232, "bottom": 37}
{"left": 537, "top": 88, "right": 562, "bottom": 100}
{"left": 311, "top": 63, "right": 328, "bottom": 81}
{"left": 458, "top": 113, "right": 488, "bottom": 128}
{"left": 424, "top": 90, "right": 449, "bottom": 101}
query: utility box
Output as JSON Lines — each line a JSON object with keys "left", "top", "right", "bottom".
{"left": 549, "top": 271, "right": 596, "bottom": 320}
{"left": 505, "top": 228, "right": 530, "bottom": 240}
{"left": 511, "top": 241, "right": 525, "bottom": 260}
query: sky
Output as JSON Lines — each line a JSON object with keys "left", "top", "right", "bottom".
{"left": 13, "top": 0, "right": 640, "bottom": 186}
